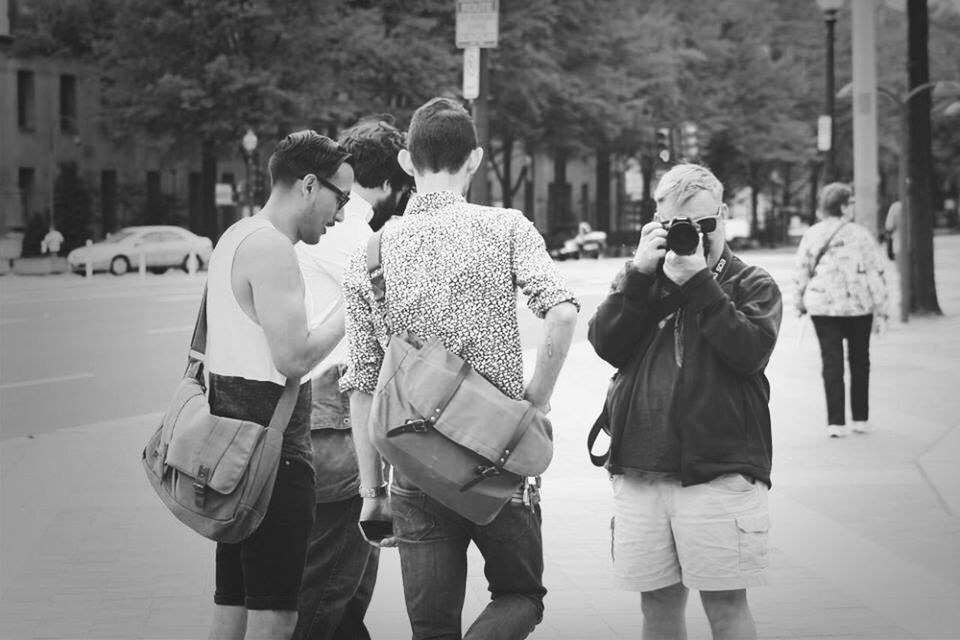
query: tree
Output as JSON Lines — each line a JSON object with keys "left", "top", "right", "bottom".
{"left": 905, "top": 0, "right": 941, "bottom": 315}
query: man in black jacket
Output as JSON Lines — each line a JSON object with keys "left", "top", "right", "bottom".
{"left": 588, "top": 163, "right": 782, "bottom": 640}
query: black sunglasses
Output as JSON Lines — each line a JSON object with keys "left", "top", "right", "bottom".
{"left": 317, "top": 176, "right": 350, "bottom": 210}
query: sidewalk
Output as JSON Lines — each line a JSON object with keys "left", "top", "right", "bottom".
{"left": 2, "top": 237, "right": 959, "bottom": 639}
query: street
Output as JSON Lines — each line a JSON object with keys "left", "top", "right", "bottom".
{"left": 1, "top": 239, "right": 959, "bottom": 639}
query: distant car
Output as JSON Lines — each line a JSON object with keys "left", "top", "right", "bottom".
{"left": 550, "top": 223, "right": 608, "bottom": 261}
{"left": 67, "top": 225, "right": 213, "bottom": 275}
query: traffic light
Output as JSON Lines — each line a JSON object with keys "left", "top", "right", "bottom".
{"left": 681, "top": 122, "right": 699, "bottom": 160}
{"left": 656, "top": 127, "right": 672, "bottom": 163}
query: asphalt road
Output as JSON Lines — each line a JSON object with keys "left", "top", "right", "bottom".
{"left": 0, "top": 250, "right": 797, "bottom": 440}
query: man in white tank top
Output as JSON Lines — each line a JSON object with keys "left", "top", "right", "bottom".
{"left": 206, "top": 130, "right": 353, "bottom": 640}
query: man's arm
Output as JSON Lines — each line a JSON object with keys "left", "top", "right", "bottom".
{"left": 239, "top": 231, "right": 344, "bottom": 379}
{"left": 524, "top": 302, "right": 578, "bottom": 413}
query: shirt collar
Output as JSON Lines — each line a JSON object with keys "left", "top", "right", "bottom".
{"left": 345, "top": 190, "right": 374, "bottom": 223}
{"left": 404, "top": 190, "right": 466, "bottom": 216}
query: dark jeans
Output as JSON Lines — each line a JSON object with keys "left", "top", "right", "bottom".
{"left": 293, "top": 495, "right": 379, "bottom": 640}
{"left": 390, "top": 473, "right": 546, "bottom": 640}
{"left": 811, "top": 314, "right": 873, "bottom": 425}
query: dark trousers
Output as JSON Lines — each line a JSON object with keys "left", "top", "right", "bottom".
{"left": 389, "top": 472, "right": 545, "bottom": 640}
{"left": 293, "top": 495, "right": 379, "bottom": 640}
{"left": 811, "top": 314, "right": 873, "bottom": 425}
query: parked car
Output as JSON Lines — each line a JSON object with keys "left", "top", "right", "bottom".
{"left": 67, "top": 225, "right": 213, "bottom": 275}
{"left": 549, "top": 223, "right": 608, "bottom": 260}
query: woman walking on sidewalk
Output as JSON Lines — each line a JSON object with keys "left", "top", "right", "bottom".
{"left": 793, "top": 183, "right": 889, "bottom": 438}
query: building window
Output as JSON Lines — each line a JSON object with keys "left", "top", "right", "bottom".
{"left": 19, "top": 168, "right": 36, "bottom": 222}
{"left": 60, "top": 74, "right": 77, "bottom": 133}
{"left": 17, "top": 70, "right": 35, "bottom": 131}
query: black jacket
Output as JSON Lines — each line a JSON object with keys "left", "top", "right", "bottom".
{"left": 588, "top": 247, "right": 782, "bottom": 487}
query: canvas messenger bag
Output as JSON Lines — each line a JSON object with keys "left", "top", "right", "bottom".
{"left": 365, "top": 229, "right": 554, "bottom": 525}
{"left": 142, "top": 290, "right": 299, "bottom": 544}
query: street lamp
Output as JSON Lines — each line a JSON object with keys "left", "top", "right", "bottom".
{"left": 241, "top": 129, "right": 258, "bottom": 218}
{"left": 815, "top": 0, "right": 845, "bottom": 193}
{"left": 837, "top": 79, "right": 960, "bottom": 322}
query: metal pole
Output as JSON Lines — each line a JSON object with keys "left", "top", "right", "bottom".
{"left": 898, "top": 104, "right": 911, "bottom": 322}
{"left": 824, "top": 10, "right": 838, "bottom": 184}
{"left": 470, "top": 48, "right": 491, "bottom": 206}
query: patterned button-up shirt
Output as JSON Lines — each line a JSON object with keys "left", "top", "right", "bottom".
{"left": 340, "top": 190, "right": 579, "bottom": 399}
{"left": 793, "top": 217, "right": 889, "bottom": 318}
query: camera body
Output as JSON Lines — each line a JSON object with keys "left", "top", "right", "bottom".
{"left": 664, "top": 217, "right": 702, "bottom": 255}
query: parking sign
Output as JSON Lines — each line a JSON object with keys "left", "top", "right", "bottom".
{"left": 455, "top": 0, "right": 499, "bottom": 48}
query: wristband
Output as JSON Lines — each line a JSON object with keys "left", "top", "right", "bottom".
{"left": 358, "top": 484, "right": 388, "bottom": 499}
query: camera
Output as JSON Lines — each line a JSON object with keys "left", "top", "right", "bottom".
{"left": 664, "top": 217, "right": 702, "bottom": 255}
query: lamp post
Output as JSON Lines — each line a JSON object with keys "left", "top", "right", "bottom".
{"left": 838, "top": 80, "right": 960, "bottom": 322}
{"left": 241, "top": 129, "right": 258, "bottom": 218}
{"left": 816, "top": 0, "right": 845, "bottom": 189}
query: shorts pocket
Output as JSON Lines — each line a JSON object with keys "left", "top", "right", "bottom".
{"left": 736, "top": 512, "right": 770, "bottom": 572}
{"left": 710, "top": 473, "right": 756, "bottom": 493}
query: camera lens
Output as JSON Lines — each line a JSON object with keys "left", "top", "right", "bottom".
{"left": 666, "top": 218, "right": 700, "bottom": 255}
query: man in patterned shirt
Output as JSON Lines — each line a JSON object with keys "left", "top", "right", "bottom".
{"left": 340, "top": 97, "right": 580, "bottom": 639}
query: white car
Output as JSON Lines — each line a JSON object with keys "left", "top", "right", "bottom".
{"left": 67, "top": 225, "right": 213, "bottom": 275}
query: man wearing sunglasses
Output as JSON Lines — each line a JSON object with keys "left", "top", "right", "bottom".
{"left": 588, "top": 163, "right": 782, "bottom": 640}
{"left": 205, "top": 130, "right": 353, "bottom": 640}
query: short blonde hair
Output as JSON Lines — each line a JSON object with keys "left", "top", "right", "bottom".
{"left": 654, "top": 163, "right": 723, "bottom": 211}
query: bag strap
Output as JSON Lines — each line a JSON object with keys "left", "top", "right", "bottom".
{"left": 809, "top": 221, "right": 848, "bottom": 278}
{"left": 186, "top": 285, "right": 300, "bottom": 434}
{"left": 585, "top": 289, "right": 684, "bottom": 468}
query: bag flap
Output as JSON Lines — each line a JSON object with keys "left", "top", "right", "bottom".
{"left": 385, "top": 336, "right": 553, "bottom": 476}
{"left": 163, "top": 391, "right": 265, "bottom": 495}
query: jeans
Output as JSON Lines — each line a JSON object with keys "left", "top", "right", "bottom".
{"left": 293, "top": 494, "right": 379, "bottom": 640}
{"left": 390, "top": 473, "right": 546, "bottom": 640}
{"left": 811, "top": 314, "right": 873, "bottom": 425}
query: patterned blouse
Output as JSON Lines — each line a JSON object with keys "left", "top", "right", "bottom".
{"left": 793, "top": 217, "right": 889, "bottom": 318}
{"left": 340, "top": 190, "right": 579, "bottom": 399}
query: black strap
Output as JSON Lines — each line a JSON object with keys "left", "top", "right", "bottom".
{"left": 808, "top": 221, "right": 848, "bottom": 278}
{"left": 585, "top": 289, "right": 685, "bottom": 468}
{"left": 185, "top": 284, "right": 299, "bottom": 436}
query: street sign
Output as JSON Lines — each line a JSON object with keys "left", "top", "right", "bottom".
{"left": 455, "top": 0, "right": 499, "bottom": 48}
{"left": 462, "top": 46, "right": 480, "bottom": 100}
{"left": 817, "top": 115, "right": 832, "bottom": 151}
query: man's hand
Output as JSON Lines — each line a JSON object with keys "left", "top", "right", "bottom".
{"left": 358, "top": 495, "right": 396, "bottom": 548}
{"left": 632, "top": 221, "right": 668, "bottom": 274}
{"left": 662, "top": 237, "right": 706, "bottom": 286}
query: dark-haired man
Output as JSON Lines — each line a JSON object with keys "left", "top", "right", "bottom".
{"left": 292, "top": 118, "right": 409, "bottom": 640}
{"left": 341, "top": 97, "right": 579, "bottom": 639}
{"left": 205, "top": 130, "right": 352, "bottom": 640}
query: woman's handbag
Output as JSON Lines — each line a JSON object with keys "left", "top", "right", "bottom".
{"left": 365, "top": 230, "right": 553, "bottom": 525}
{"left": 141, "top": 290, "right": 299, "bottom": 544}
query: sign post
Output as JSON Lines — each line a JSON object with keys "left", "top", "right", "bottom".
{"left": 455, "top": 0, "right": 499, "bottom": 206}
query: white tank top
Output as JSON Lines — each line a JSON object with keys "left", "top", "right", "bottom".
{"left": 206, "top": 217, "right": 313, "bottom": 385}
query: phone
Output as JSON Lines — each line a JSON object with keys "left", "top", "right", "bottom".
{"left": 358, "top": 520, "right": 393, "bottom": 542}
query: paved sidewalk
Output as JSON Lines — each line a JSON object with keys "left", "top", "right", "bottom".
{"left": 2, "top": 236, "right": 959, "bottom": 639}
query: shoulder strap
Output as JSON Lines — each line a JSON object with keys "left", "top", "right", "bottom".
{"left": 809, "top": 221, "right": 848, "bottom": 277}
{"left": 366, "top": 229, "right": 388, "bottom": 326}
{"left": 186, "top": 284, "right": 299, "bottom": 434}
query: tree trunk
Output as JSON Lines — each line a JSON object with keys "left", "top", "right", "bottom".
{"left": 640, "top": 154, "right": 654, "bottom": 225}
{"left": 596, "top": 148, "right": 611, "bottom": 232}
{"left": 548, "top": 150, "right": 572, "bottom": 234}
{"left": 201, "top": 138, "right": 219, "bottom": 241}
{"left": 809, "top": 159, "right": 821, "bottom": 225}
{"left": 906, "top": 0, "right": 941, "bottom": 315}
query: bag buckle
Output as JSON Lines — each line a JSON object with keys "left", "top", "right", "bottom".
{"left": 386, "top": 418, "right": 433, "bottom": 438}
{"left": 193, "top": 465, "right": 209, "bottom": 508}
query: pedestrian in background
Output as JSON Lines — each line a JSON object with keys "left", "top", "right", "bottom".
{"left": 205, "top": 131, "right": 352, "bottom": 640}
{"left": 794, "top": 182, "right": 889, "bottom": 438}
{"left": 883, "top": 200, "right": 901, "bottom": 261}
{"left": 293, "top": 117, "right": 409, "bottom": 640}
{"left": 41, "top": 226, "right": 64, "bottom": 255}
{"left": 342, "top": 97, "right": 579, "bottom": 640}
{"left": 589, "top": 163, "right": 782, "bottom": 640}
